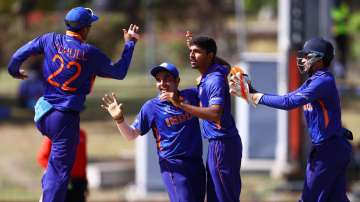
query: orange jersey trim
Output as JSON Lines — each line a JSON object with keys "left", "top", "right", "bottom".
{"left": 152, "top": 126, "right": 162, "bottom": 151}
{"left": 66, "top": 31, "right": 85, "bottom": 42}
{"left": 318, "top": 100, "right": 329, "bottom": 128}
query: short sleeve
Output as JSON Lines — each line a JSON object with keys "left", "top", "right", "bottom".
{"left": 131, "top": 100, "right": 155, "bottom": 135}
{"left": 207, "top": 74, "right": 226, "bottom": 106}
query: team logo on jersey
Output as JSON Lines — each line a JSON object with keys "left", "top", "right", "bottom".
{"left": 165, "top": 112, "right": 193, "bottom": 127}
{"left": 303, "top": 103, "right": 313, "bottom": 111}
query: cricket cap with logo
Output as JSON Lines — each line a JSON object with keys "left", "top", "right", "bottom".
{"left": 64, "top": 7, "right": 99, "bottom": 31}
{"left": 151, "top": 62, "right": 179, "bottom": 78}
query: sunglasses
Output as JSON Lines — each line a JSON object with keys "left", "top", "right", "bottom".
{"left": 84, "top": 8, "right": 94, "bottom": 17}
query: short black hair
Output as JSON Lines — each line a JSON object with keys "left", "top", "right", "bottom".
{"left": 190, "top": 36, "right": 217, "bottom": 55}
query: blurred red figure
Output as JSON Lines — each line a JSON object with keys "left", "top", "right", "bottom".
{"left": 37, "top": 128, "right": 88, "bottom": 202}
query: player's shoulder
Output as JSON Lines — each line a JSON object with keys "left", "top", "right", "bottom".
{"left": 313, "top": 70, "right": 335, "bottom": 83}
{"left": 180, "top": 88, "right": 198, "bottom": 97}
{"left": 309, "top": 70, "right": 336, "bottom": 91}
{"left": 84, "top": 42, "right": 97, "bottom": 50}
{"left": 83, "top": 43, "right": 103, "bottom": 55}
{"left": 180, "top": 88, "right": 199, "bottom": 104}
{"left": 205, "top": 71, "right": 226, "bottom": 86}
{"left": 207, "top": 64, "right": 228, "bottom": 79}
{"left": 36, "top": 32, "right": 57, "bottom": 41}
{"left": 142, "top": 98, "right": 157, "bottom": 109}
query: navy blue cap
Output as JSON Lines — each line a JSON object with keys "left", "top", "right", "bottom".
{"left": 300, "top": 37, "right": 334, "bottom": 60}
{"left": 64, "top": 7, "right": 99, "bottom": 31}
{"left": 151, "top": 63, "right": 179, "bottom": 78}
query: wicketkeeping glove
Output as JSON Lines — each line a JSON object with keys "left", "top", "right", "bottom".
{"left": 229, "top": 66, "right": 264, "bottom": 107}
{"left": 229, "top": 66, "right": 251, "bottom": 103}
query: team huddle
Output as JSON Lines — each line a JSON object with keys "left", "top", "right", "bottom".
{"left": 8, "top": 6, "right": 352, "bottom": 202}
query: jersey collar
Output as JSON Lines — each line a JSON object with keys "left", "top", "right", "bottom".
{"left": 307, "top": 68, "right": 330, "bottom": 83}
{"left": 66, "top": 31, "right": 85, "bottom": 42}
{"left": 313, "top": 68, "right": 330, "bottom": 77}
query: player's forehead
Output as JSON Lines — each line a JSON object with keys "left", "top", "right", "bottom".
{"left": 155, "top": 70, "right": 174, "bottom": 80}
{"left": 189, "top": 45, "right": 205, "bottom": 52}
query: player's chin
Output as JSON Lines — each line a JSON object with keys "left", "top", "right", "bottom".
{"left": 190, "top": 63, "right": 198, "bottom": 69}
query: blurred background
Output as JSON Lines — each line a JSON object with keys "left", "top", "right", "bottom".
{"left": 0, "top": 0, "right": 359, "bottom": 201}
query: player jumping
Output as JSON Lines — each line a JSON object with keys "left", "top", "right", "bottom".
{"left": 8, "top": 7, "right": 140, "bottom": 202}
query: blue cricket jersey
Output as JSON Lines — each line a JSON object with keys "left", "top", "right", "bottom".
{"left": 131, "top": 88, "right": 203, "bottom": 160}
{"left": 259, "top": 69, "right": 343, "bottom": 144}
{"left": 8, "top": 31, "right": 135, "bottom": 112}
{"left": 198, "top": 64, "right": 239, "bottom": 139}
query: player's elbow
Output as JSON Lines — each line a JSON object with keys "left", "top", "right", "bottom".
{"left": 113, "top": 71, "right": 127, "bottom": 80}
{"left": 208, "top": 108, "right": 222, "bottom": 123}
{"left": 213, "top": 113, "right": 222, "bottom": 123}
{"left": 7, "top": 59, "right": 19, "bottom": 77}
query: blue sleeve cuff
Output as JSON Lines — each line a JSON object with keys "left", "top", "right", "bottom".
{"left": 209, "top": 97, "right": 224, "bottom": 106}
{"left": 125, "top": 40, "right": 136, "bottom": 48}
{"left": 258, "top": 94, "right": 265, "bottom": 104}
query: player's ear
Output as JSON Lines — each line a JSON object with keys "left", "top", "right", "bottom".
{"left": 175, "top": 77, "right": 180, "bottom": 86}
{"left": 208, "top": 52, "right": 215, "bottom": 61}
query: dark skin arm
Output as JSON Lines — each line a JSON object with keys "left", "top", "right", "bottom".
{"left": 159, "top": 92, "right": 223, "bottom": 123}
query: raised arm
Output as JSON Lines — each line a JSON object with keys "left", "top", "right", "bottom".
{"left": 101, "top": 93, "right": 140, "bottom": 140}
{"left": 230, "top": 72, "right": 329, "bottom": 110}
{"left": 95, "top": 24, "right": 140, "bottom": 79}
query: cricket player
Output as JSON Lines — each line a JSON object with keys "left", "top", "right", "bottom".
{"left": 230, "top": 37, "right": 352, "bottom": 202}
{"left": 162, "top": 36, "right": 242, "bottom": 202}
{"left": 101, "top": 62, "right": 206, "bottom": 202}
{"left": 8, "top": 7, "right": 140, "bottom": 202}
{"left": 38, "top": 128, "right": 88, "bottom": 202}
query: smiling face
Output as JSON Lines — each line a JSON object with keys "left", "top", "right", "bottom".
{"left": 189, "top": 45, "right": 214, "bottom": 74}
{"left": 155, "top": 71, "right": 180, "bottom": 94}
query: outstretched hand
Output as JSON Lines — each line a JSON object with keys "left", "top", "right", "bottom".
{"left": 229, "top": 73, "right": 247, "bottom": 97}
{"left": 185, "top": 30, "right": 192, "bottom": 48}
{"left": 123, "top": 24, "right": 140, "bottom": 42}
{"left": 229, "top": 67, "right": 264, "bottom": 107}
{"left": 229, "top": 67, "right": 251, "bottom": 102}
{"left": 229, "top": 68, "right": 263, "bottom": 107}
{"left": 101, "top": 93, "right": 124, "bottom": 122}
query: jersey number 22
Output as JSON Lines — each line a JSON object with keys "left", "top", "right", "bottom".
{"left": 47, "top": 54, "right": 81, "bottom": 92}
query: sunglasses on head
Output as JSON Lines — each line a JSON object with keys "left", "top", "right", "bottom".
{"left": 84, "top": 8, "right": 94, "bottom": 16}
